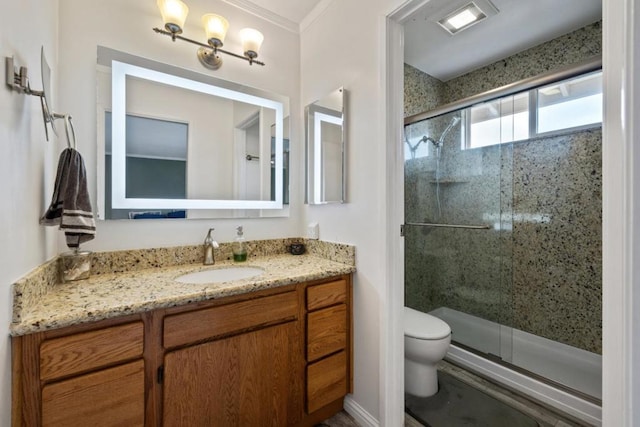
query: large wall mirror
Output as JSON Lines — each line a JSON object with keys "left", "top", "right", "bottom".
{"left": 96, "top": 46, "right": 290, "bottom": 220}
{"left": 305, "top": 87, "right": 346, "bottom": 204}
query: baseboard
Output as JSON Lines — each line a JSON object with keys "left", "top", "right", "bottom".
{"left": 344, "top": 395, "right": 380, "bottom": 427}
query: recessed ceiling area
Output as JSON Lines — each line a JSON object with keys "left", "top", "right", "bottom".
{"left": 404, "top": 0, "right": 602, "bottom": 81}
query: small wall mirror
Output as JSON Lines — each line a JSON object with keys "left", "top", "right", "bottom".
{"left": 96, "top": 46, "right": 289, "bottom": 220}
{"left": 305, "top": 87, "right": 346, "bottom": 204}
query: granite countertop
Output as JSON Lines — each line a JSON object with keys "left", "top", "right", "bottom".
{"left": 11, "top": 249, "right": 355, "bottom": 337}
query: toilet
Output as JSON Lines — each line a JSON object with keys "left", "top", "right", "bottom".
{"left": 404, "top": 306, "right": 452, "bottom": 397}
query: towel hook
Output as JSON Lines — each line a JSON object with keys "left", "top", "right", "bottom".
{"left": 62, "top": 115, "right": 77, "bottom": 150}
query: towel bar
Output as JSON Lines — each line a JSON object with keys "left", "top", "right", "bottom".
{"left": 403, "top": 222, "right": 492, "bottom": 230}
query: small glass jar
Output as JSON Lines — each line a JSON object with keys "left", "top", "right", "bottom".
{"left": 60, "top": 251, "right": 92, "bottom": 282}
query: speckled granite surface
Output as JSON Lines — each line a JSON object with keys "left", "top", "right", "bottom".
{"left": 89, "top": 238, "right": 355, "bottom": 275}
{"left": 511, "top": 130, "right": 602, "bottom": 353}
{"left": 405, "top": 128, "right": 602, "bottom": 353}
{"left": 404, "top": 63, "right": 446, "bottom": 117}
{"left": 11, "top": 239, "right": 355, "bottom": 336}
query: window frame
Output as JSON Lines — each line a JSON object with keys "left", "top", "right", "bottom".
{"left": 464, "top": 70, "right": 603, "bottom": 150}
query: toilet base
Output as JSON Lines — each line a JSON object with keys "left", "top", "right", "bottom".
{"left": 405, "top": 358, "right": 438, "bottom": 397}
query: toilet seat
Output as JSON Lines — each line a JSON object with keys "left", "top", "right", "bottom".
{"left": 404, "top": 307, "right": 451, "bottom": 340}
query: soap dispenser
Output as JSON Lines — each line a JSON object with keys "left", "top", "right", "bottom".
{"left": 233, "top": 226, "right": 248, "bottom": 262}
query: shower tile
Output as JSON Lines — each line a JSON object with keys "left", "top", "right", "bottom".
{"left": 404, "top": 64, "right": 446, "bottom": 117}
{"left": 511, "top": 129, "right": 602, "bottom": 353}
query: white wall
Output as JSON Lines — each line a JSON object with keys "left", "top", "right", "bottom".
{"left": 301, "top": 0, "right": 404, "bottom": 422}
{"left": 58, "top": 0, "right": 302, "bottom": 250}
{"left": 0, "top": 1, "right": 59, "bottom": 424}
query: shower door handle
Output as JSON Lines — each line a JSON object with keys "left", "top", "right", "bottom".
{"left": 403, "top": 222, "right": 492, "bottom": 231}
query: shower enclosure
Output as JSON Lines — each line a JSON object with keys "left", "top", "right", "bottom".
{"left": 403, "top": 65, "right": 603, "bottom": 419}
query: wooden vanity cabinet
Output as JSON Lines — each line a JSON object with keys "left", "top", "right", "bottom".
{"left": 12, "top": 316, "right": 146, "bottom": 427}
{"left": 161, "top": 289, "right": 303, "bottom": 426}
{"left": 12, "top": 274, "right": 352, "bottom": 427}
{"left": 304, "top": 278, "right": 352, "bottom": 419}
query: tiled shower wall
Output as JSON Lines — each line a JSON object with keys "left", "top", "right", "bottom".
{"left": 404, "top": 22, "right": 602, "bottom": 354}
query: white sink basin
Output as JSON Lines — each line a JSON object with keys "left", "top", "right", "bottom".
{"left": 175, "top": 267, "right": 264, "bottom": 284}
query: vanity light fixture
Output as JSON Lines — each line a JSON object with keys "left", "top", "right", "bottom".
{"left": 154, "top": 0, "right": 265, "bottom": 70}
{"left": 438, "top": 2, "right": 489, "bottom": 35}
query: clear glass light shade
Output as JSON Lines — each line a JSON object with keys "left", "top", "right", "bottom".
{"left": 202, "top": 14, "right": 229, "bottom": 47}
{"left": 157, "top": 0, "right": 189, "bottom": 33}
{"left": 240, "top": 28, "right": 264, "bottom": 58}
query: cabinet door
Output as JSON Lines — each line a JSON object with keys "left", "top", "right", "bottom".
{"left": 163, "top": 321, "right": 301, "bottom": 426}
{"left": 42, "top": 360, "right": 145, "bottom": 427}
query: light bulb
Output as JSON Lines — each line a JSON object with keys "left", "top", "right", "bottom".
{"left": 157, "top": 0, "right": 189, "bottom": 34}
{"left": 202, "top": 14, "right": 229, "bottom": 47}
{"left": 240, "top": 28, "right": 264, "bottom": 59}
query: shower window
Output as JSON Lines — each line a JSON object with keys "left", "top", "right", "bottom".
{"left": 465, "top": 70, "right": 602, "bottom": 149}
{"left": 468, "top": 93, "right": 529, "bottom": 148}
{"left": 537, "top": 71, "right": 603, "bottom": 134}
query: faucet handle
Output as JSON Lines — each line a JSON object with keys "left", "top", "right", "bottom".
{"left": 204, "top": 227, "right": 215, "bottom": 243}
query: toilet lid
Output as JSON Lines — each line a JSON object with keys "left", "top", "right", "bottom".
{"left": 404, "top": 307, "right": 451, "bottom": 340}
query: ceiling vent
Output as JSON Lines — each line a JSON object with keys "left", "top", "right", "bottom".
{"left": 437, "top": 1, "right": 498, "bottom": 35}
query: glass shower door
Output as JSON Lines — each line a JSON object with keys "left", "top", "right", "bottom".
{"left": 404, "top": 106, "right": 515, "bottom": 362}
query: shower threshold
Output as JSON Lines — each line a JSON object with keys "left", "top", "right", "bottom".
{"left": 430, "top": 307, "right": 602, "bottom": 426}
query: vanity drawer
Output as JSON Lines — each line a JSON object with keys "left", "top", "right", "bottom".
{"left": 42, "top": 360, "right": 145, "bottom": 427}
{"left": 164, "top": 290, "right": 298, "bottom": 348}
{"left": 307, "top": 279, "right": 347, "bottom": 311}
{"left": 307, "top": 304, "right": 347, "bottom": 362}
{"left": 307, "top": 351, "right": 348, "bottom": 413}
{"left": 40, "top": 322, "right": 144, "bottom": 381}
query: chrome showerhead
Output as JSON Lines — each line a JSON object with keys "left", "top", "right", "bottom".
{"left": 435, "top": 116, "right": 461, "bottom": 147}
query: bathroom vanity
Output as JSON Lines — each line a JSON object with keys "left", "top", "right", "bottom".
{"left": 10, "top": 243, "right": 354, "bottom": 427}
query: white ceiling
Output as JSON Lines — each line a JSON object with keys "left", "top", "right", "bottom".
{"left": 404, "top": 0, "right": 602, "bottom": 81}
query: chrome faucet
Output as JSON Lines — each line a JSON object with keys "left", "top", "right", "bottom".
{"left": 203, "top": 228, "right": 219, "bottom": 265}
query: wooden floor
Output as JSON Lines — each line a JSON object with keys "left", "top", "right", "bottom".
{"left": 317, "top": 411, "right": 359, "bottom": 426}
{"left": 319, "top": 410, "right": 423, "bottom": 426}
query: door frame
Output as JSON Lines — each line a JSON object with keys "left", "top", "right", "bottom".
{"left": 381, "top": 0, "right": 640, "bottom": 425}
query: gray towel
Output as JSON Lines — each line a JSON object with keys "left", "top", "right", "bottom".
{"left": 40, "top": 148, "right": 96, "bottom": 248}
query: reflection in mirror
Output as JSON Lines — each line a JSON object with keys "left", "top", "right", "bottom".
{"left": 96, "top": 46, "right": 290, "bottom": 220}
{"left": 105, "top": 113, "right": 189, "bottom": 219}
{"left": 305, "top": 87, "right": 346, "bottom": 204}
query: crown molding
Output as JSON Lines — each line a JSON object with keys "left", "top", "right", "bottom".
{"left": 221, "top": 0, "right": 299, "bottom": 33}
{"left": 300, "top": 0, "right": 334, "bottom": 32}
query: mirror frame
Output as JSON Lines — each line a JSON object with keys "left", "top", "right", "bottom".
{"left": 97, "top": 46, "right": 288, "bottom": 215}
{"left": 305, "top": 87, "right": 346, "bottom": 204}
